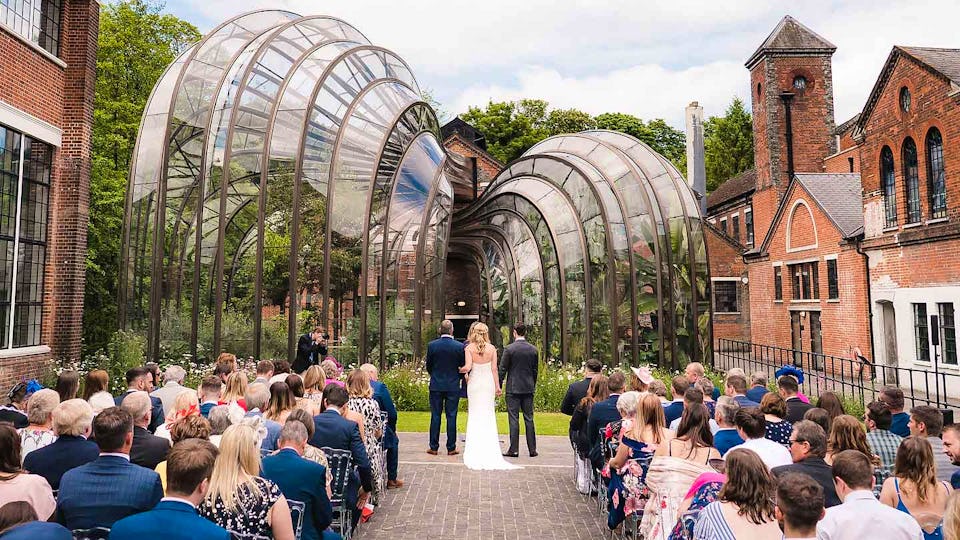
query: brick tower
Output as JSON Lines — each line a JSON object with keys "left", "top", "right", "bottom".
{"left": 746, "top": 16, "right": 838, "bottom": 243}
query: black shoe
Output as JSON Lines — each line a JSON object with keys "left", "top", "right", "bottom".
{"left": 529, "top": 451, "right": 538, "bottom": 457}
{"left": 502, "top": 452, "right": 519, "bottom": 457}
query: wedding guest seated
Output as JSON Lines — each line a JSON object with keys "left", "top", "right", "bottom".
{"left": 302, "top": 366, "right": 326, "bottom": 404}
{"left": 696, "top": 377, "right": 717, "bottom": 417}
{"left": 311, "top": 385, "right": 373, "bottom": 528}
{"left": 262, "top": 422, "right": 338, "bottom": 540}
{"left": 670, "top": 470, "right": 727, "bottom": 539}
{"left": 285, "top": 410, "right": 333, "bottom": 495}
{"left": 649, "top": 379, "right": 669, "bottom": 404}
{"left": 121, "top": 391, "right": 170, "bottom": 470}
{"left": 220, "top": 372, "right": 248, "bottom": 411}
{"left": 18, "top": 389, "right": 58, "bottom": 458}
{"left": 243, "top": 383, "right": 281, "bottom": 451}
{"left": 772, "top": 420, "right": 841, "bottom": 507}
{"left": 215, "top": 353, "right": 237, "bottom": 378}
{"left": 804, "top": 407, "right": 833, "bottom": 435}
{"left": 759, "top": 392, "right": 792, "bottom": 446}
{"left": 88, "top": 391, "right": 116, "bottom": 415}
{"left": 775, "top": 473, "right": 825, "bottom": 540}
{"left": 252, "top": 360, "right": 274, "bottom": 386}
{"left": 655, "top": 400, "right": 719, "bottom": 464}
{"left": 151, "top": 365, "right": 187, "bottom": 417}
{"left": 347, "top": 370, "right": 385, "bottom": 506}
{"left": 156, "top": 415, "right": 212, "bottom": 493}
{"left": 865, "top": 401, "right": 903, "bottom": 481}
{"left": 817, "top": 391, "right": 846, "bottom": 423}
{"left": 562, "top": 359, "right": 601, "bottom": 428}
{"left": 712, "top": 397, "right": 743, "bottom": 457}
{"left": 746, "top": 371, "right": 769, "bottom": 404}
{"left": 817, "top": 449, "right": 923, "bottom": 540}
{"left": 154, "top": 390, "right": 200, "bottom": 441}
{"left": 607, "top": 393, "right": 664, "bottom": 531}
{"left": 114, "top": 367, "right": 163, "bottom": 433}
{"left": 587, "top": 372, "right": 626, "bottom": 469}
{"left": 110, "top": 439, "right": 229, "bottom": 540}
{"left": 0, "top": 382, "right": 29, "bottom": 428}
{"left": 0, "top": 501, "right": 71, "bottom": 539}
{"left": 198, "top": 424, "right": 294, "bottom": 538}
{"left": 287, "top": 374, "right": 320, "bottom": 417}
{"left": 685, "top": 363, "right": 718, "bottom": 400}
{"left": 728, "top": 408, "right": 792, "bottom": 469}
{"left": 825, "top": 415, "right": 881, "bottom": 470}
{"left": 360, "top": 363, "right": 402, "bottom": 489}
{"left": 910, "top": 405, "right": 960, "bottom": 483}
{"left": 265, "top": 382, "right": 296, "bottom": 424}
{"left": 0, "top": 424, "right": 55, "bottom": 520}
{"left": 321, "top": 360, "right": 344, "bottom": 388}
{"left": 778, "top": 375, "right": 812, "bottom": 423}
{"left": 669, "top": 388, "right": 719, "bottom": 434}
{"left": 879, "top": 436, "right": 952, "bottom": 539}
{"left": 23, "top": 399, "right": 98, "bottom": 490}
{"left": 56, "top": 407, "right": 163, "bottom": 529}
{"left": 207, "top": 406, "right": 231, "bottom": 448}
{"left": 692, "top": 448, "right": 781, "bottom": 539}
{"left": 724, "top": 374, "right": 759, "bottom": 408}
{"left": 663, "top": 376, "right": 690, "bottom": 425}
{"left": 879, "top": 386, "right": 911, "bottom": 438}
{"left": 270, "top": 360, "right": 293, "bottom": 386}
{"left": 571, "top": 375, "right": 608, "bottom": 459}
{"left": 199, "top": 377, "right": 222, "bottom": 418}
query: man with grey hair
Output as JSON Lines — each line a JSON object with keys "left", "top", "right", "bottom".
{"left": 713, "top": 396, "right": 743, "bottom": 456}
{"left": 244, "top": 382, "right": 281, "bottom": 451}
{"left": 151, "top": 365, "right": 187, "bottom": 416}
{"left": 746, "top": 371, "right": 769, "bottom": 403}
{"left": 262, "top": 420, "right": 334, "bottom": 540}
{"left": 772, "top": 420, "right": 842, "bottom": 507}
{"left": 360, "top": 363, "right": 402, "bottom": 488}
{"left": 23, "top": 398, "right": 99, "bottom": 490}
{"left": 207, "top": 405, "right": 232, "bottom": 448}
{"left": 121, "top": 391, "right": 169, "bottom": 469}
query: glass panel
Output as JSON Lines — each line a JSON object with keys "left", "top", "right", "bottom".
{"left": 881, "top": 147, "right": 897, "bottom": 227}
{"left": 914, "top": 303, "right": 929, "bottom": 362}
{"left": 903, "top": 138, "right": 920, "bottom": 224}
{"left": 927, "top": 129, "right": 946, "bottom": 219}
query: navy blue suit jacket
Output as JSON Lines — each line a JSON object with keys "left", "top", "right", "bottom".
{"left": 586, "top": 394, "right": 622, "bottom": 450}
{"left": 713, "top": 428, "right": 744, "bottom": 456}
{"left": 262, "top": 448, "right": 333, "bottom": 540}
{"left": 109, "top": 500, "right": 228, "bottom": 540}
{"left": 310, "top": 409, "right": 372, "bottom": 493}
{"left": 23, "top": 435, "right": 99, "bottom": 490}
{"left": 371, "top": 380, "right": 398, "bottom": 449}
{"left": 733, "top": 395, "right": 761, "bottom": 409}
{"left": 662, "top": 400, "right": 685, "bottom": 425}
{"left": 745, "top": 386, "right": 769, "bottom": 404}
{"left": 0, "top": 521, "right": 71, "bottom": 539}
{"left": 425, "top": 336, "right": 465, "bottom": 392}
{"left": 115, "top": 391, "right": 164, "bottom": 433}
{"left": 56, "top": 455, "right": 163, "bottom": 530}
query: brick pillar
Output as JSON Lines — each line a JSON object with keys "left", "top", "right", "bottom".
{"left": 48, "top": 0, "right": 99, "bottom": 360}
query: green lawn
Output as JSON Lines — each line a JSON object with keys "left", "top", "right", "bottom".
{"left": 397, "top": 411, "right": 569, "bottom": 436}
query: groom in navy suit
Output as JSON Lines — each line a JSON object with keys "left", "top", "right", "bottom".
{"left": 425, "top": 319, "right": 465, "bottom": 455}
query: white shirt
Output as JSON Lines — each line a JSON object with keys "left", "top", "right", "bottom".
{"left": 161, "top": 496, "right": 196, "bottom": 509}
{"left": 816, "top": 489, "right": 924, "bottom": 540}
{"left": 727, "top": 437, "right": 793, "bottom": 469}
{"left": 669, "top": 416, "right": 720, "bottom": 435}
{"left": 99, "top": 452, "right": 131, "bottom": 461}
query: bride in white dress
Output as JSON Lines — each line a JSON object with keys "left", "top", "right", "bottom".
{"left": 461, "top": 322, "right": 521, "bottom": 470}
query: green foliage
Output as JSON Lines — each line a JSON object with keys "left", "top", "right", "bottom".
{"left": 83, "top": 0, "right": 201, "bottom": 354}
{"left": 704, "top": 97, "right": 754, "bottom": 192}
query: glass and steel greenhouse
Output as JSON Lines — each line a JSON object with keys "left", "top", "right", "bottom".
{"left": 120, "top": 10, "right": 712, "bottom": 370}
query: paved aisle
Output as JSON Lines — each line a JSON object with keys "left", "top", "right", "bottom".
{"left": 354, "top": 432, "right": 606, "bottom": 540}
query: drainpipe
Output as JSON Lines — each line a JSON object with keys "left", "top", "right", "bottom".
{"left": 856, "top": 236, "right": 876, "bottom": 366}
{"left": 780, "top": 92, "right": 796, "bottom": 186}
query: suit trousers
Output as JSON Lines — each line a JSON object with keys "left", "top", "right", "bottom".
{"left": 429, "top": 390, "right": 460, "bottom": 451}
{"left": 505, "top": 393, "right": 536, "bottom": 454}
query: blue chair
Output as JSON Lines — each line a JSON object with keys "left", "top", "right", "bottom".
{"left": 72, "top": 528, "right": 111, "bottom": 540}
{"left": 321, "top": 447, "right": 354, "bottom": 540}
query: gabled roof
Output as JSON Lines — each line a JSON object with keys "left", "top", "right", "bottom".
{"left": 442, "top": 117, "right": 488, "bottom": 150}
{"left": 752, "top": 173, "right": 863, "bottom": 257}
{"left": 707, "top": 168, "right": 756, "bottom": 213}
{"left": 834, "top": 113, "right": 860, "bottom": 136}
{"left": 745, "top": 15, "right": 836, "bottom": 69}
{"left": 703, "top": 220, "right": 748, "bottom": 254}
{"left": 854, "top": 47, "right": 960, "bottom": 137}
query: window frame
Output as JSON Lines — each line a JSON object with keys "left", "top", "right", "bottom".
{"left": 0, "top": 0, "right": 63, "bottom": 57}
{"left": 939, "top": 302, "right": 957, "bottom": 365}
{"left": 773, "top": 265, "right": 783, "bottom": 302}
{"left": 732, "top": 214, "right": 740, "bottom": 242}
{"left": 789, "top": 261, "right": 818, "bottom": 301}
{"left": 881, "top": 146, "right": 897, "bottom": 228}
{"left": 719, "top": 217, "right": 727, "bottom": 236}
{"left": 826, "top": 258, "right": 839, "bottom": 300}
{"left": 745, "top": 208, "right": 754, "bottom": 246}
{"left": 903, "top": 137, "right": 922, "bottom": 224}
{"left": 926, "top": 128, "right": 947, "bottom": 220}
{"left": 711, "top": 279, "right": 739, "bottom": 314}
{"left": 914, "top": 303, "right": 930, "bottom": 363}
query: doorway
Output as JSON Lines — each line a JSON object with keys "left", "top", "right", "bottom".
{"left": 791, "top": 311, "right": 823, "bottom": 370}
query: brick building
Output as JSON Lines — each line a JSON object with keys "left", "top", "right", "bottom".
{"left": 0, "top": 1, "right": 98, "bottom": 387}
{"left": 709, "top": 15, "right": 960, "bottom": 376}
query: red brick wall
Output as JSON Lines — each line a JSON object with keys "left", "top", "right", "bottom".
{"left": 443, "top": 136, "right": 503, "bottom": 183}
{"left": 788, "top": 201, "right": 817, "bottom": 248}
{"left": 706, "top": 226, "right": 750, "bottom": 344}
{"left": 0, "top": 352, "right": 54, "bottom": 390}
{"left": 824, "top": 145, "right": 861, "bottom": 173}
{"left": 443, "top": 256, "right": 481, "bottom": 316}
{"left": 0, "top": 31, "right": 65, "bottom": 126}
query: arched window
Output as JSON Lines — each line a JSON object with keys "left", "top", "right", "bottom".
{"left": 881, "top": 146, "right": 897, "bottom": 227}
{"left": 927, "top": 128, "right": 947, "bottom": 219}
{"left": 902, "top": 137, "right": 921, "bottom": 224}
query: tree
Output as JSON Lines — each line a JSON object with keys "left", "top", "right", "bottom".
{"left": 460, "top": 99, "right": 551, "bottom": 163}
{"left": 545, "top": 108, "right": 597, "bottom": 135}
{"left": 704, "top": 97, "right": 754, "bottom": 192}
{"left": 84, "top": 1, "right": 200, "bottom": 353}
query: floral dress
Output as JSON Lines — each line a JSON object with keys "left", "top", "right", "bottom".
{"left": 199, "top": 476, "right": 282, "bottom": 538}
{"left": 668, "top": 476, "right": 725, "bottom": 540}
{"left": 348, "top": 396, "right": 386, "bottom": 501}
{"left": 18, "top": 428, "right": 56, "bottom": 460}
{"left": 606, "top": 436, "right": 654, "bottom": 530}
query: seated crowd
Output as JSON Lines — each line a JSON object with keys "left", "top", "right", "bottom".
{"left": 563, "top": 360, "right": 960, "bottom": 539}
{"left": 0, "top": 352, "right": 402, "bottom": 540}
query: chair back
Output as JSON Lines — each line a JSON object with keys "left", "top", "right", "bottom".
{"left": 228, "top": 532, "right": 271, "bottom": 540}
{"left": 321, "top": 446, "right": 353, "bottom": 503}
{"left": 286, "top": 498, "right": 306, "bottom": 540}
{"left": 72, "top": 528, "right": 111, "bottom": 540}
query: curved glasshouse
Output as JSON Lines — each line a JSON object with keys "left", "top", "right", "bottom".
{"left": 120, "top": 11, "right": 711, "bottom": 369}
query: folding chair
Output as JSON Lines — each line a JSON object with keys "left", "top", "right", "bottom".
{"left": 72, "top": 528, "right": 111, "bottom": 540}
{"left": 322, "top": 446, "right": 355, "bottom": 540}
{"left": 286, "top": 498, "right": 306, "bottom": 540}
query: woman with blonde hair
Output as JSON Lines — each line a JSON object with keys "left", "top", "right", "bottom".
{"left": 321, "top": 359, "right": 344, "bottom": 388}
{"left": 461, "top": 321, "right": 519, "bottom": 470}
{"left": 264, "top": 382, "right": 295, "bottom": 424}
{"left": 826, "top": 414, "right": 881, "bottom": 466}
{"left": 221, "top": 371, "right": 248, "bottom": 411}
{"left": 301, "top": 365, "right": 325, "bottom": 403}
{"left": 82, "top": 369, "right": 109, "bottom": 401}
{"left": 606, "top": 391, "right": 659, "bottom": 530}
{"left": 944, "top": 490, "right": 960, "bottom": 540}
{"left": 347, "top": 369, "right": 385, "bottom": 502}
{"left": 155, "top": 389, "right": 200, "bottom": 441}
{"left": 198, "top": 423, "right": 294, "bottom": 539}
{"left": 18, "top": 389, "right": 59, "bottom": 459}
{"left": 880, "top": 436, "right": 953, "bottom": 539}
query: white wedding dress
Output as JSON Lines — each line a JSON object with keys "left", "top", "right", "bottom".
{"left": 463, "top": 345, "right": 521, "bottom": 471}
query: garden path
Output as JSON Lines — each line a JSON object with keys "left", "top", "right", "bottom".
{"left": 354, "top": 432, "right": 605, "bottom": 540}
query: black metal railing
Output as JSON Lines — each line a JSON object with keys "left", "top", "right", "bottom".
{"left": 714, "top": 339, "right": 959, "bottom": 411}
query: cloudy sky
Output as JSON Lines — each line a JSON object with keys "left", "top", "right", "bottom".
{"left": 163, "top": 0, "right": 960, "bottom": 129}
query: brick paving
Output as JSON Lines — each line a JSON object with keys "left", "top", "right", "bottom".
{"left": 354, "top": 432, "right": 606, "bottom": 540}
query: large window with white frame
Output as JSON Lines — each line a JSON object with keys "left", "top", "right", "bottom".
{"left": 0, "top": 0, "right": 63, "bottom": 56}
{"left": 0, "top": 125, "right": 51, "bottom": 349}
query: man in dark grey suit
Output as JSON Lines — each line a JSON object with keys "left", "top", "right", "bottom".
{"left": 499, "top": 323, "right": 539, "bottom": 457}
